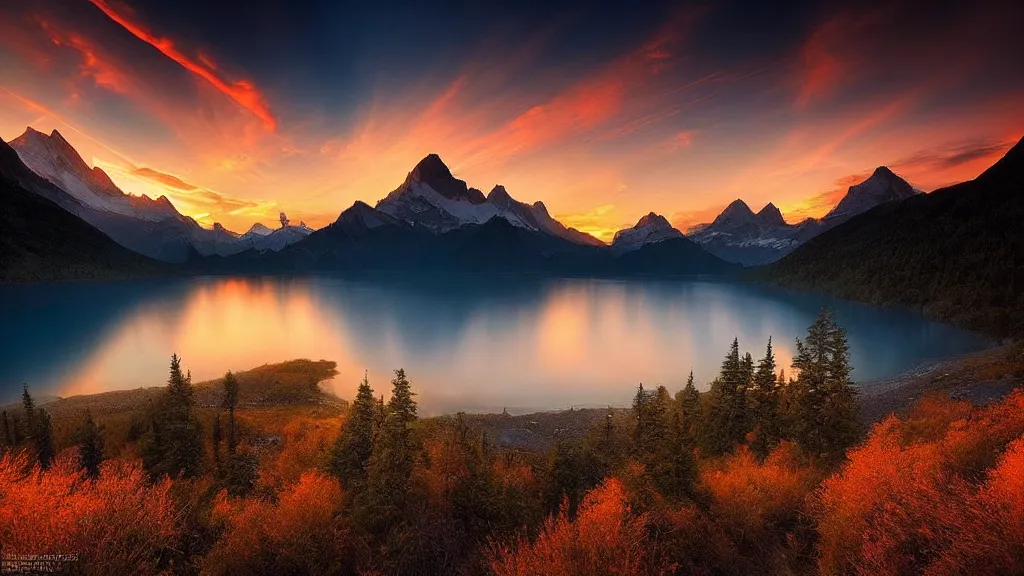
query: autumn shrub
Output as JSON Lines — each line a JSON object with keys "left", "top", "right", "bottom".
{"left": 0, "top": 450, "right": 181, "bottom": 576}
{"left": 203, "top": 471, "right": 349, "bottom": 575}
{"left": 816, "top": 391, "right": 1024, "bottom": 576}
{"left": 489, "top": 477, "right": 658, "bottom": 576}
{"left": 257, "top": 416, "right": 339, "bottom": 493}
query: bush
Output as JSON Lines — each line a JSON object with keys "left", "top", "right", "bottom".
{"left": 0, "top": 450, "right": 181, "bottom": 576}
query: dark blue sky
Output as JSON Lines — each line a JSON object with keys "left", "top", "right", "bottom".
{"left": 1, "top": 0, "right": 1021, "bottom": 237}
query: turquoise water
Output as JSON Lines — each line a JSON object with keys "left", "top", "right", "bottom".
{"left": 0, "top": 274, "right": 990, "bottom": 414}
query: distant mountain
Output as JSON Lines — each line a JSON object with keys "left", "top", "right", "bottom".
{"left": 688, "top": 168, "right": 916, "bottom": 266}
{"left": 765, "top": 137, "right": 1024, "bottom": 337}
{"left": 823, "top": 166, "right": 918, "bottom": 224}
{"left": 244, "top": 223, "right": 314, "bottom": 252}
{"left": 614, "top": 236, "right": 739, "bottom": 275}
{"left": 376, "top": 154, "right": 603, "bottom": 246}
{"left": 9, "top": 128, "right": 310, "bottom": 261}
{"left": 687, "top": 200, "right": 806, "bottom": 266}
{"left": 0, "top": 137, "right": 165, "bottom": 282}
{"left": 610, "top": 212, "right": 684, "bottom": 255}
{"left": 212, "top": 199, "right": 734, "bottom": 277}
{"left": 242, "top": 222, "right": 274, "bottom": 238}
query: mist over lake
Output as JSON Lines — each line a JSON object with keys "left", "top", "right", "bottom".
{"left": 0, "top": 275, "right": 990, "bottom": 414}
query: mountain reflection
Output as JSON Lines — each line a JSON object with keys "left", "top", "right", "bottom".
{"left": 0, "top": 274, "right": 990, "bottom": 414}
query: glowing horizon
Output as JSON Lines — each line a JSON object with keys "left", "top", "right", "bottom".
{"left": 1, "top": 0, "right": 1021, "bottom": 239}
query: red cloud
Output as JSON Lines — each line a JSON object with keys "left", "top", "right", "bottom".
{"left": 87, "top": 0, "right": 277, "bottom": 131}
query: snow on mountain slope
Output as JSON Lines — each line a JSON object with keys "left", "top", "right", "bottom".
{"left": 824, "top": 166, "right": 919, "bottom": 223}
{"left": 686, "top": 167, "right": 918, "bottom": 266}
{"left": 687, "top": 200, "right": 803, "bottom": 265}
{"left": 242, "top": 222, "right": 274, "bottom": 238}
{"left": 376, "top": 154, "right": 603, "bottom": 245}
{"left": 10, "top": 128, "right": 179, "bottom": 222}
{"left": 8, "top": 127, "right": 313, "bottom": 261}
{"left": 610, "top": 212, "right": 684, "bottom": 254}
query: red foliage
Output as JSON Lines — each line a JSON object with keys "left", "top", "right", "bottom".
{"left": 816, "top": 390, "right": 1024, "bottom": 576}
{"left": 0, "top": 450, "right": 181, "bottom": 576}
{"left": 489, "top": 477, "right": 657, "bottom": 576}
{"left": 204, "top": 471, "right": 349, "bottom": 575}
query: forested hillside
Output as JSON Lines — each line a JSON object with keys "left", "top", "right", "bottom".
{"left": 765, "top": 137, "right": 1024, "bottom": 337}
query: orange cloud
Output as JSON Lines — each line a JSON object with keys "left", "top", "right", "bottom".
{"left": 87, "top": 0, "right": 277, "bottom": 131}
{"left": 131, "top": 166, "right": 199, "bottom": 191}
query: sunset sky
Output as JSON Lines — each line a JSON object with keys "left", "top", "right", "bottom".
{"left": 1, "top": 0, "right": 1022, "bottom": 240}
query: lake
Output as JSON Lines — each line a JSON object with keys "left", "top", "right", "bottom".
{"left": 0, "top": 274, "right": 991, "bottom": 414}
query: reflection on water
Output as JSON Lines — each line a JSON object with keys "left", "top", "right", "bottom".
{"left": 0, "top": 275, "right": 990, "bottom": 414}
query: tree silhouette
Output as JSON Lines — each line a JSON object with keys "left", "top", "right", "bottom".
{"left": 789, "top": 309, "right": 859, "bottom": 464}
{"left": 75, "top": 411, "right": 105, "bottom": 479}
{"left": 140, "top": 354, "right": 205, "bottom": 479}
{"left": 330, "top": 372, "right": 376, "bottom": 484}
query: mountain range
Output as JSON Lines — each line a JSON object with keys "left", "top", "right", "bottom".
{"left": 687, "top": 167, "right": 919, "bottom": 266}
{"left": 765, "top": 135, "right": 1024, "bottom": 337}
{"left": 0, "top": 137, "right": 166, "bottom": 282}
{"left": 4, "top": 123, "right": 1022, "bottom": 335}
{"left": 8, "top": 128, "right": 310, "bottom": 262}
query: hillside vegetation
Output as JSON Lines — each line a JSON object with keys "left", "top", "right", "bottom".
{"left": 764, "top": 137, "right": 1024, "bottom": 337}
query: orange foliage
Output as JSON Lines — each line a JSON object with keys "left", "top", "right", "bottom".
{"left": 489, "top": 477, "right": 656, "bottom": 576}
{"left": 0, "top": 450, "right": 181, "bottom": 576}
{"left": 204, "top": 471, "right": 348, "bottom": 575}
{"left": 816, "top": 391, "right": 1024, "bottom": 576}
{"left": 256, "top": 417, "right": 339, "bottom": 493}
{"left": 702, "top": 443, "right": 817, "bottom": 538}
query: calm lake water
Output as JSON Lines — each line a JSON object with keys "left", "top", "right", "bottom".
{"left": 0, "top": 275, "right": 991, "bottom": 414}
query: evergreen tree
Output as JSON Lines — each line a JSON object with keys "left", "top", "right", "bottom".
{"left": 1, "top": 410, "right": 12, "bottom": 448}
{"left": 654, "top": 409, "right": 697, "bottom": 499}
{"left": 358, "top": 369, "right": 419, "bottom": 535}
{"left": 75, "top": 411, "right": 105, "bottom": 479}
{"left": 222, "top": 371, "right": 239, "bottom": 456}
{"left": 675, "top": 370, "right": 702, "bottom": 444}
{"left": 330, "top": 373, "right": 376, "bottom": 483}
{"left": 141, "top": 354, "right": 205, "bottom": 479}
{"left": 388, "top": 369, "right": 417, "bottom": 431}
{"left": 34, "top": 409, "right": 55, "bottom": 470}
{"left": 702, "top": 338, "right": 751, "bottom": 454}
{"left": 21, "top": 384, "right": 36, "bottom": 443}
{"left": 749, "top": 337, "right": 781, "bottom": 459}
{"left": 212, "top": 413, "right": 223, "bottom": 467}
{"left": 789, "top": 309, "right": 860, "bottom": 464}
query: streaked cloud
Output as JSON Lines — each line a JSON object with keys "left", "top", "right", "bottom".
{"left": 86, "top": 0, "right": 277, "bottom": 130}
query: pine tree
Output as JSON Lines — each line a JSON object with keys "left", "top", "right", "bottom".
{"left": 702, "top": 338, "right": 751, "bottom": 454}
{"left": 212, "top": 412, "right": 223, "bottom": 468}
{"left": 358, "top": 369, "right": 419, "bottom": 535}
{"left": 789, "top": 309, "right": 860, "bottom": 464}
{"left": 35, "top": 409, "right": 55, "bottom": 470}
{"left": 330, "top": 372, "right": 376, "bottom": 483}
{"left": 749, "top": 337, "right": 781, "bottom": 459}
{"left": 388, "top": 368, "right": 417, "bottom": 431}
{"left": 222, "top": 371, "right": 239, "bottom": 456}
{"left": 21, "top": 384, "right": 36, "bottom": 443}
{"left": 75, "top": 411, "right": 105, "bottom": 479}
{"left": 675, "top": 370, "right": 702, "bottom": 444}
{"left": 141, "top": 354, "right": 205, "bottom": 479}
{"left": 1, "top": 410, "right": 11, "bottom": 448}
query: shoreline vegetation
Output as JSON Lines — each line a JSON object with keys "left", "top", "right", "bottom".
{"left": 1, "top": 311, "right": 1022, "bottom": 575}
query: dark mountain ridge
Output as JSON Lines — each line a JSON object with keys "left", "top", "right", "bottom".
{"left": 765, "top": 136, "right": 1024, "bottom": 337}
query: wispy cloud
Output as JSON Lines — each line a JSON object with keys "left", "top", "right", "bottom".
{"left": 87, "top": 0, "right": 277, "bottom": 131}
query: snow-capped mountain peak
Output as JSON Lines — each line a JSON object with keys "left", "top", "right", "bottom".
{"left": 375, "top": 155, "right": 602, "bottom": 245}
{"left": 243, "top": 222, "right": 274, "bottom": 237}
{"left": 610, "top": 212, "right": 683, "bottom": 254}
{"left": 405, "top": 153, "right": 486, "bottom": 204}
{"left": 825, "top": 166, "right": 917, "bottom": 221}
{"left": 11, "top": 127, "right": 175, "bottom": 222}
